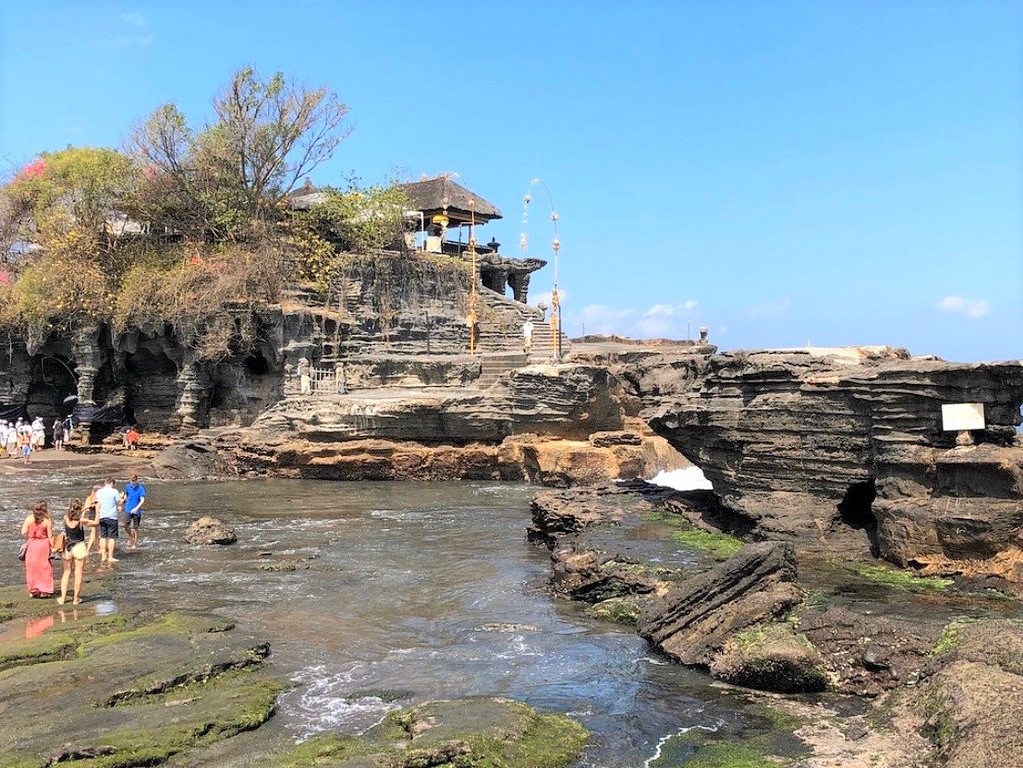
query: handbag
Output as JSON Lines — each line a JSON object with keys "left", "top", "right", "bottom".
{"left": 51, "top": 533, "right": 66, "bottom": 553}
{"left": 18, "top": 542, "right": 27, "bottom": 562}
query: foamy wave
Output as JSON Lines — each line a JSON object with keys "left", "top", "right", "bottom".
{"left": 282, "top": 664, "right": 399, "bottom": 740}
{"left": 644, "top": 724, "right": 718, "bottom": 768}
{"left": 647, "top": 467, "right": 713, "bottom": 491}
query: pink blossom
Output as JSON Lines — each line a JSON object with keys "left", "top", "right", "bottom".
{"left": 19, "top": 160, "right": 46, "bottom": 179}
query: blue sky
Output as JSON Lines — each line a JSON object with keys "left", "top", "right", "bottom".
{"left": 1, "top": 1, "right": 1019, "bottom": 362}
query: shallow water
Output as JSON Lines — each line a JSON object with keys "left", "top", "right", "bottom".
{"left": 1, "top": 470, "right": 762, "bottom": 767}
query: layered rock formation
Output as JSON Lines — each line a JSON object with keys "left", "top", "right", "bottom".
{"left": 647, "top": 347, "right": 1023, "bottom": 576}
{"left": 214, "top": 365, "right": 686, "bottom": 482}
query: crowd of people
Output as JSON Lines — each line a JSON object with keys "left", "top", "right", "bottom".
{"left": 0, "top": 416, "right": 75, "bottom": 463}
{"left": 20, "top": 474, "right": 148, "bottom": 605}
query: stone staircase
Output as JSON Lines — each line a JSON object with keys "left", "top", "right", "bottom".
{"left": 476, "top": 288, "right": 571, "bottom": 357}
{"left": 475, "top": 352, "right": 529, "bottom": 389}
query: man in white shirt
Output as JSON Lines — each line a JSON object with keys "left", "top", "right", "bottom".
{"left": 95, "top": 478, "right": 122, "bottom": 563}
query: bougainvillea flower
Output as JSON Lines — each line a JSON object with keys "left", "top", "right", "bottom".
{"left": 19, "top": 159, "right": 46, "bottom": 178}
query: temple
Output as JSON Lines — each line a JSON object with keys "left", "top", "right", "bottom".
{"left": 399, "top": 177, "right": 546, "bottom": 304}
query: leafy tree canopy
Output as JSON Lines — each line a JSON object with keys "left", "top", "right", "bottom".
{"left": 0, "top": 67, "right": 413, "bottom": 360}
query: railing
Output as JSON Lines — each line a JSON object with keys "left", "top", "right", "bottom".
{"left": 283, "top": 366, "right": 348, "bottom": 396}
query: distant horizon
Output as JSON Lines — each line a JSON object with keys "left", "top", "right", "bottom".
{"left": 1, "top": 1, "right": 1019, "bottom": 363}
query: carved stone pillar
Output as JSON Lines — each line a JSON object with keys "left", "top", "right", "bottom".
{"left": 71, "top": 328, "right": 102, "bottom": 406}
{"left": 174, "top": 357, "right": 211, "bottom": 433}
{"left": 509, "top": 273, "right": 531, "bottom": 304}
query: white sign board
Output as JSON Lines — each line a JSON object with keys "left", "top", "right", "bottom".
{"left": 941, "top": 403, "right": 985, "bottom": 432}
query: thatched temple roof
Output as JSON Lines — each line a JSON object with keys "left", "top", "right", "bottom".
{"left": 399, "top": 177, "right": 502, "bottom": 224}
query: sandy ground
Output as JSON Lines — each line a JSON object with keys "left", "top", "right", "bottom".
{"left": 0, "top": 446, "right": 152, "bottom": 477}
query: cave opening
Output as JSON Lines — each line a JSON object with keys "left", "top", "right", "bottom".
{"left": 26, "top": 354, "right": 77, "bottom": 423}
{"left": 837, "top": 478, "right": 878, "bottom": 555}
{"left": 244, "top": 353, "right": 270, "bottom": 376}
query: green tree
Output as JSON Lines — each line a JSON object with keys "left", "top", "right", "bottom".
{"left": 130, "top": 67, "right": 351, "bottom": 241}
{"left": 1, "top": 147, "right": 136, "bottom": 255}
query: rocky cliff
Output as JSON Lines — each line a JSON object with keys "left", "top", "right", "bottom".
{"left": 647, "top": 347, "right": 1023, "bottom": 577}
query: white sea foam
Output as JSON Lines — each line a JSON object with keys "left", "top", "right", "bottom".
{"left": 647, "top": 467, "right": 713, "bottom": 491}
{"left": 644, "top": 724, "right": 718, "bottom": 768}
{"left": 283, "top": 664, "right": 398, "bottom": 740}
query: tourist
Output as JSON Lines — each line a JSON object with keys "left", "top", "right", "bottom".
{"left": 52, "top": 417, "right": 63, "bottom": 450}
{"left": 21, "top": 501, "right": 54, "bottom": 598}
{"left": 126, "top": 426, "right": 139, "bottom": 451}
{"left": 522, "top": 319, "right": 534, "bottom": 354}
{"left": 121, "top": 473, "right": 146, "bottom": 549}
{"left": 83, "top": 484, "right": 102, "bottom": 555}
{"left": 57, "top": 498, "right": 95, "bottom": 605}
{"left": 31, "top": 417, "right": 45, "bottom": 450}
{"left": 5, "top": 421, "right": 17, "bottom": 458}
{"left": 95, "top": 478, "right": 121, "bottom": 563}
{"left": 20, "top": 429, "right": 32, "bottom": 464}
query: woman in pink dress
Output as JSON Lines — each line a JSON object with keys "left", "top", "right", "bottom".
{"left": 21, "top": 500, "right": 54, "bottom": 598}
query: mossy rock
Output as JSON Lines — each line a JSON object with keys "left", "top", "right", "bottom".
{"left": 710, "top": 623, "right": 831, "bottom": 693}
{"left": 275, "top": 697, "right": 588, "bottom": 768}
{"left": 587, "top": 595, "right": 643, "bottom": 625}
{"left": 852, "top": 563, "right": 953, "bottom": 593}
{"left": 0, "top": 608, "right": 284, "bottom": 767}
{"left": 645, "top": 713, "right": 810, "bottom": 768}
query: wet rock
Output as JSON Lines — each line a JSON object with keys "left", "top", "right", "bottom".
{"left": 638, "top": 542, "right": 802, "bottom": 667}
{"left": 797, "top": 605, "right": 938, "bottom": 696}
{"left": 529, "top": 481, "right": 717, "bottom": 605}
{"left": 185, "top": 516, "right": 238, "bottom": 545}
{"left": 276, "top": 697, "right": 588, "bottom": 768}
{"left": 151, "top": 440, "right": 233, "bottom": 479}
{"left": 709, "top": 622, "right": 831, "bottom": 693}
{"left": 0, "top": 611, "right": 282, "bottom": 765}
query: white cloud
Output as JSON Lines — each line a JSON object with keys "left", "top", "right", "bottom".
{"left": 645, "top": 299, "right": 698, "bottom": 318}
{"left": 747, "top": 297, "right": 792, "bottom": 318}
{"left": 936, "top": 295, "right": 989, "bottom": 319}
{"left": 573, "top": 304, "right": 636, "bottom": 335}
{"left": 108, "top": 33, "right": 154, "bottom": 49}
{"left": 120, "top": 12, "right": 146, "bottom": 27}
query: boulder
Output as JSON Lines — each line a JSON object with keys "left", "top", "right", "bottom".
{"left": 709, "top": 622, "right": 830, "bottom": 693}
{"left": 185, "top": 516, "right": 238, "bottom": 545}
{"left": 151, "top": 441, "right": 232, "bottom": 479}
{"left": 638, "top": 542, "right": 802, "bottom": 667}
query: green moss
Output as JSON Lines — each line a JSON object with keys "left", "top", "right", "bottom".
{"left": 0, "top": 752, "right": 44, "bottom": 768}
{"left": 587, "top": 596, "right": 642, "bottom": 626}
{"left": 853, "top": 564, "right": 953, "bottom": 592}
{"left": 275, "top": 698, "right": 587, "bottom": 768}
{"left": 273, "top": 733, "right": 372, "bottom": 767}
{"left": 0, "top": 631, "right": 77, "bottom": 672}
{"left": 79, "top": 612, "right": 208, "bottom": 652}
{"left": 467, "top": 712, "right": 588, "bottom": 768}
{"left": 670, "top": 528, "right": 744, "bottom": 559}
{"left": 677, "top": 742, "right": 782, "bottom": 768}
{"left": 64, "top": 677, "right": 285, "bottom": 767}
{"left": 930, "top": 617, "right": 980, "bottom": 656}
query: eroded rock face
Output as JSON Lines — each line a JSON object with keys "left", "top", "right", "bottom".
{"left": 648, "top": 348, "right": 1023, "bottom": 575}
{"left": 637, "top": 542, "right": 803, "bottom": 667}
